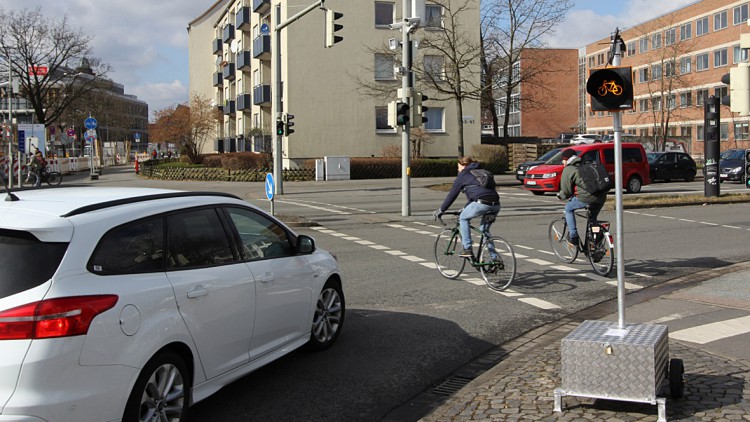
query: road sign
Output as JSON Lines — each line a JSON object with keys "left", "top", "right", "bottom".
{"left": 84, "top": 131, "right": 96, "bottom": 144}
{"left": 66, "top": 128, "right": 75, "bottom": 137}
{"left": 84, "top": 117, "right": 98, "bottom": 130}
{"left": 260, "top": 23, "right": 270, "bottom": 35}
{"left": 265, "top": 173, "right": 275, "bottom": 200}
{"left": 134, "top": 132, "right": 141, "bottom": 141}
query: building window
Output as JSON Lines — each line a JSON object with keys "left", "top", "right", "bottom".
{"left": 638, "top": 67, "right": 649, "bottom": 83}
{"left": 697, "top": 89, "right": 709, "bottom": 106}
{"left": 651, "top": 33, "right": 662, "bottom": 49}
{"left": 733, "top": 45, "right": 748, "bottom": 63}
{"left": 721, "top": 122, "right": 729, "bottom": 140}
{"left": 374, "top": 53, "right": 395, "bottom": 80}
{"left": 734, "top": 4, "right": 749, "bottom": 25}
{"left": 681, "top": 126, "right": 692, "bottom": 138}
{"left": 651, "top": 63, "right": 662, "bottom": 80}
{"left": 696, "top": 16, "right": 709, "bottom": 36}
{"left": 665, "top": 60, "right": 676, "bottom": 77}
{"left": 425, "top": 5, "right": 442, "bottom": 28}
{"left": 588, "top": 56, "right": 594, "bottom": 68}
{"left": 714, "top": 48, "right": 728, "bottom": 67}
{"left": 697, "top": 124, "right": 704, "bottom": 141}
{"left": 639, "top": 98, "right": 649, "bottom": 112}
{"left": 639, "top": 37, "right": 648, "bottom": 53}
{"left": 424, "top": 55, "right": 445, "bottom": 81}
{"left": 375, "top": 106, "right": 394, "bottom": 131}
{"left": 665, "top": 28, "right": 676, "bottom": 46}
{"left": 715, "top": 86, "right": 728, "bottom": 101}
{"left": 735, "top": 122, "right": 750, "bottom": 140}
{"left": 680, "top": 22, "right": 692, "bottom": 40}
{"left": 375, "top": 2, "right": 394, "bottom": 26}
{"left": 667, "top": 94, "right": 676, "bottom": 110}
{"left": 627, "top": 41, "right": 636, "bottom": 56}
{"left": 680, "top": 92, "right": 692, "bottom": 108}
{"left": 714, "top": 10, "right": 728, "bottom": 31}
{"left": 680, "top": 56, "right": 692, "bottom": 74}
{"left": 696, "top": 53, "right": 709, "bottom": 71}
{"left": 424, "top": 107, "right": 444, "bottom": 132}
{"left": 640, "top": 128, "right": 649, "bottom": 137}
{"left": 652, "top": 96, "right": 662, "bottom": 111}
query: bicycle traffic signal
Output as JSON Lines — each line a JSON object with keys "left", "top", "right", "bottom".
{"left": 586, "top": 67, "right": 634, "bottom": 112}
{"left": 276, "top": 119, "right": 284, "bottom": 136}
{"left": 396, "top": 102, "right": 410, "bottom": 126}
{"left": 325, "top": 10, "right": 343, "bottom": 48}
{"left": 283, "top": 113, "right": 295, "bottom": 136}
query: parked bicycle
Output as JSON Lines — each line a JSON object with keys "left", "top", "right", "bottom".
{"left": 26, "top": 168, "right": 62, "bottom": 187}
{"left": 434, "top": 210, "right": 516, "bottom": 291}
{"left": 548, "top": 207, "right": 614, "bottom": 276}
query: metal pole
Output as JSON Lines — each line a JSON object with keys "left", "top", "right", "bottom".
{"left": 401, "top": 0, "right": 412, "bottom": 216}
{"left": 611, "top": 37, "right": 626, "bottom": 329}
{"left": 7, "top": 58, "right": 13, "bottom": 188}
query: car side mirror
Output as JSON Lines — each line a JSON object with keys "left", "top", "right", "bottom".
{"left": 297, "top": 234, "right": 315, "bottom": 254}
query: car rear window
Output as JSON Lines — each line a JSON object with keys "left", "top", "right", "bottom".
{"left": 0, "top": 230, "right": 68, "bottom": 298}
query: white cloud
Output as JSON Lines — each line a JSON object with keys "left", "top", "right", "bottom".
{"left": 133, "top": 80, "right": 188, "bottom": 114}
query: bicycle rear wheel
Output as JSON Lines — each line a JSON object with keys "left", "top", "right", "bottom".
{"left": 46, "top": 172, "right": 62, "bottom": 186}
{"left": 433, "top": 229, "right": 466, "bottom": 279}
{"left": 548, "top": 217, "right": 577, "bottom": 263}
{"left": 478, "top": 236, "right": 516, "bottom": 291}
{"left": 587, "top": 226, "right": 614, "bottom": 277}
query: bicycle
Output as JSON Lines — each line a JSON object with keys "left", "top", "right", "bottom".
{"left": 597, "top": 79, "right": 623, "bottom": 96}
{"left": 26, "top": 168, "right": 62, "bottom": 187}
{"left": 547, "top": 207, "right": 614, "bottom": 277}
{"left": 434, "top": 210, "right": 516, "bottom": 291}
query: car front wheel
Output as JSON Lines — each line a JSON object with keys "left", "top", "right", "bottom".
{"left": 123, "top": 351, "right": 190, "bottom": 422}
{"left": 307, "top": 278, "right": 345, "bottom": 351}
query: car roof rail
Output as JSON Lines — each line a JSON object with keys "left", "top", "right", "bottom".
{"left": 62, "top": 191, "right": 242, "bottom": 217}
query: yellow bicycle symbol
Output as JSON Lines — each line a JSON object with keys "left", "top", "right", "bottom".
{"left": 597, "top": 80, "right": 623, "bottom": 96}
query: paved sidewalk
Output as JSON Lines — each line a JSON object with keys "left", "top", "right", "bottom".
{"left": 417, "top": 263, "right": 750, "bottom": 421}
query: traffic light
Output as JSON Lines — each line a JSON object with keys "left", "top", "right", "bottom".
{"left": 283, "top": 113, "right": 295, "bottom": 136}
{"left": 586, "top": 67, "right": 634, "bottom": 112}
{"left": 325, "top": 9, "right": 343, "bottom": 48}
{"left": 720, "top": 63, "right": 750, "bottom": 115}
{"left": 745, "top": 149, "right": 750, "bottom": 189}
{"left": 276, "top": 119, "right": 284, "bottom": 136}
{"left": 411, "top": 93, "right": 429, "bottom": 128}
{"left": 396, "top": 102, "right": 410, "bottom": 126}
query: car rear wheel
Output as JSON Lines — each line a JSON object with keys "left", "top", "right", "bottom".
{"left": 684, "top": 170, "right": 696, "bottom": 182}
{"left": 626, "top": 175, "right": 642, "bottom": 193}
{"left": 307, "top": 278, "right": 345, "bottom": 351}
{"left": 123, "top": 351, "right": 190, "bottom": 422}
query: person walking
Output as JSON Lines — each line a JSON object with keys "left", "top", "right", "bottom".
{"left": 557, "top": 148, "right": 607, "bottom": 245}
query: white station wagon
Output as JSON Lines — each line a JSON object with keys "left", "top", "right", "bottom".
{"left": 0, "top": 187, "right": 344, "bottom": 422}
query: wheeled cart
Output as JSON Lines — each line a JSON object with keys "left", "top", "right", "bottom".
{"left": 554, "top": 320, "right": 684, "bottom": 422}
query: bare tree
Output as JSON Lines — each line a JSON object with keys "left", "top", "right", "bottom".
{"left": 481, "top": 0, "right": 572, "bottom": 142}
{"left": 0, "top": 7, "right": 111, "bottom": 128}
{"left": 151, "top": 93, "right": 221, "bottom": 164}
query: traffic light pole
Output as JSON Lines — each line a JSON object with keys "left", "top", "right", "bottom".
{"left": 399, "top": 0, "right": 416, "bottom": 216}
{"left": 273, "top": 0, "right": 325, "bottom": 195}
{"left": 610, "top": 33, "right": 626, "bottom": 329}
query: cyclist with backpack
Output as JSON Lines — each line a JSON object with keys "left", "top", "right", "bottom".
{"left": 434, "top": 156, "right": 500, "bottom": 257}
{"left": 557, "top": 148, "right": 608, "bottom": 245}
{"left": 28, "top": 150, "right": 47, "bottom": 187}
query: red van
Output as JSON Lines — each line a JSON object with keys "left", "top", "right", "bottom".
{"left": 523, "top": 142, "right": 650, "bottom": 195}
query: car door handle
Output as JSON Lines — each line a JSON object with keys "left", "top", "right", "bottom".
{"left": 187, "top": 287, "right": 208, "bottom": 299}
{"left": 258, "top": 273, "right": 274, "bottom": 283}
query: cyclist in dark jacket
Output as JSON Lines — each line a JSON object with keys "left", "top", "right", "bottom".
{"left": 558, "top": 148, "right": 607, "bottom": 245}
{"left": 434, "top": 157, "right": 500, "bottom": 257}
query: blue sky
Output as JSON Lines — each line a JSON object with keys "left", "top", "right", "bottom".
{"left": 2, "top": 0, "right": 697, "bottom": 120}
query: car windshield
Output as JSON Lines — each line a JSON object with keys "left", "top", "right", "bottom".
{"left": 537, "top": 148, "right": 561, "bottom": 161}
{"left": 544, "top": 150, "right": 566, "bottom": 165}
{"left": 646, "top": 152, "right": 662, "bottom": 163}
{"left": 721, "top": 149, "right": 745, "bottom": 160}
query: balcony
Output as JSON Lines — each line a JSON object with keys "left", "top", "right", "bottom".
{"left": 224, "top": 100, "right": 236, "bottom": 116}
{"left": 253, "top": 84, "right": 271, "bottom": 105}
{"left": 213, "top": 72, "right": 223, "bottom": 87}
{"left": 236, "top": 7, "right": 251, "bottom": 31}
{"left": 222, "top": 24, "right": 235, "bottom": 43}
{"left": 212, "top": 38, "right": 223, "bottom": 55}
{"left": 222, "top": 62, "right": 236, "bottom": 81}
{"left": 253, "top": 35, "right": 271, "bottom": 59}
{"left": 253, "top": 0, "right": 270, "bottom": 14}
{"left": 236, "top": 51, "right": 252, "bottom": 71}
{"left": 237, "top": 93, "right": 252, "bottom": 111}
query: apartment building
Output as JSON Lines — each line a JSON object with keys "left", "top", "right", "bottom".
{"left": 187, "top": 0, "right": 481, "bottom": 167}
{"left": 584, "top": 0, "right": 750, "bottom": 154}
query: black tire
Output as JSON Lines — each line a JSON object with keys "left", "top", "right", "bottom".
{"left": 587, "top": 227, "right": 614, "bottom": 277}
{"left": 479, "top": 236, "right": 516, "bottom": 291}
{"left": 123, "top": 351, "right": 190, "bottom": 422}
{"left": 307, "top": 278, "right": 345, "bottom": 351}
{"left": 669, "top": 358, "right": 685, "bottom": 399}
{"left": 548, "top": 217, "right": 577, "bottom": 263}
{"left": 530, "top": 190, "right": 545, "bottom": 196}
{"left": 684, "top": 170, "right": 696, "bottom": 182}
{"left": 434, "top": 229, "right": 466, "bottom": 279}
{"left": 626, "top": 175, "right": 642, "bottom": 193}
{"left": 46, "top": 172, "right": 62, "bottom": 186}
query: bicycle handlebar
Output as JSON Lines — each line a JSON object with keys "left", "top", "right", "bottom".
{"left": 434, "top": 210, "right": 461, "bottom": 226}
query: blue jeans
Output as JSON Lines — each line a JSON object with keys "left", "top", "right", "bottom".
{"left": 564, "top": 197, "right": 602, "bottom": 238}
{"left": 459, "top": 201, "right": 500, "bottom": 250}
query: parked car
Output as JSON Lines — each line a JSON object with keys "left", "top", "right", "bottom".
{"left": 569, "top": 134, "right": 603, "bottom": 145}
{"left": 0, "top": 187, "right": 344, "bottom": 422}
{"left": 523, "top": 142, "right": 651, "bottom": 194}
{"left": 514, "top": 147, "right": 564, "bottom": 182}
{"left": 647, "top": 151, "right": 697, "bottom": 182}
{"left": 718, "top": 148, "right": 747, "bottom": 182}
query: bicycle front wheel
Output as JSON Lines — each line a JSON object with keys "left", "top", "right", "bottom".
{"left": 588, "top": 228, "right": 614, "bottom": 277}
{"left": 47, "top": 172, "right": 62, "bottom": 186}
{"left": 548, "top": 218, "right": 577, "bottom": 263}
{"left": 479, "top": 236, "right": 516, "bottom": 291}
{"left": 433, "top": 229, "right": 466, "bottom": 279}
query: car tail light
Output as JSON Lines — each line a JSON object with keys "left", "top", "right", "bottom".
{"left": 0, "top": 295, "right": 118, "bottom": 340}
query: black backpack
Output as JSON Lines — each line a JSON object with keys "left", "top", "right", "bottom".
{"left": 578, "top": 160, "right": 612, "bottom": 194}
{"left": 470, "top": 169, "right": 496, "bottom": 190}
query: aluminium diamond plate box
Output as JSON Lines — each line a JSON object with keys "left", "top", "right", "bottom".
{"left": 560, "top": 320, "right": 669, "bottom": 403}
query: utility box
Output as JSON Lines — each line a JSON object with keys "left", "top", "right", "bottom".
{"left": 324, "top": 156, "right": 350, "bottom": 181}
{"left": 315, "top": 159, "right": 325, "bottom": 181}
{"left": 560, "top": 320, "right": 668, "bottom": 403}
